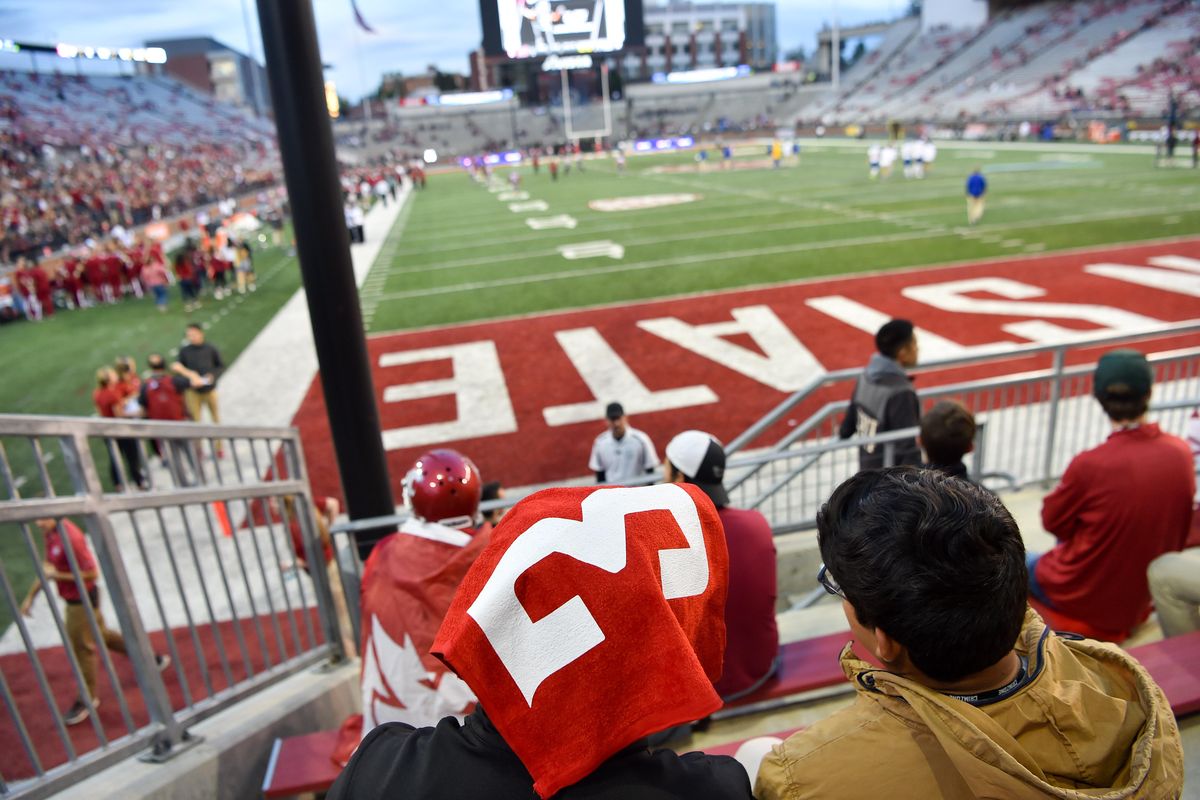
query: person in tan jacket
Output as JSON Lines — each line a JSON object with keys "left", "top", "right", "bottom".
{"left": 756, "top": 467, "right": 1183, "bottom": 800}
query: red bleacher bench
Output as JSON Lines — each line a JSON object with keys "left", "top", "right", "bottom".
{"left": 262, "top": 729, "right": 342, "bottom": 798}
{"left": 260, "top": 630, "right": 1200, "bottom": 797}
{"left": 718, "top": 631, "right": 858, "bottom": 714}
{"left": 1129, "top": 631, "right": 1200, "bottom": 717}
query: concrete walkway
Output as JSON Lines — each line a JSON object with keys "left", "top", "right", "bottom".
{"left": 219, "top": 189, "right": 409, "bottom": 427}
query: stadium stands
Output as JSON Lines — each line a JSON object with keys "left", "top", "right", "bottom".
{"left": 0, "top": 71, "right": 274, "bottom": 148}
{"left": 0, "top": 70, "right": 281, "bottom": 260}
{"left": 816, "top": 0, "right": 1199, "bottom": 124}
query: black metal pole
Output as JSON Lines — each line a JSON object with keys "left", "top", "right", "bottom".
{"left": 256, "top": 0, "right": 396, "bottom": 557}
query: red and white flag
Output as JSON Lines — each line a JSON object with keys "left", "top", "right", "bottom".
{"left": 433, "top": 483, "right": 729, "bottom": 798}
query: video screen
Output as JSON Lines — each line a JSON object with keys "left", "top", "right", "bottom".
{"left": 488, "top": 0, "right": 637, "bottom": 59}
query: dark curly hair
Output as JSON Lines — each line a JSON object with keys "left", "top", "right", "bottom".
{"left": 817, "top": 467, "right": 1027, "bottom": 683}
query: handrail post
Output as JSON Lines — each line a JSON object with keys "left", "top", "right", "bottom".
{"left": 283, "top": 434, "right": 347, "bottom": 663}
{"left": 971, "top": 418, "right": 986, "bottom": 481}
{"left": 1041, "top": 348, "right": 1067, "bottom": 486}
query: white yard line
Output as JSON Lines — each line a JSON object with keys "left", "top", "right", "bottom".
{"left": 368, "top": 202, "right": 1200, "bottom": 305}
{"left": 216, "top": 190, "right": 409, "bottom": 427}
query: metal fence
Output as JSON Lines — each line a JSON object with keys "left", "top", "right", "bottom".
{"left": 0, "top": 415, "right": 345, "bottom": 800}
{"left": 726, "top": 347, "right": 1200, "bottom": 532}
{"left": 330, "top": 324, "right": 1200, "bottom": 589}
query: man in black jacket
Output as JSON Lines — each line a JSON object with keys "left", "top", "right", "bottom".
{"left": 329, "top": 706, "right": 751, "bottom": 800}
{"left": 328, "top": 484, "right": 753, "bottom": 800}
{"left": 838, "top": 318, "right": 922, "bottom": 471}
{"left": 171, "top": 323, "right": 224, "bottom": 426}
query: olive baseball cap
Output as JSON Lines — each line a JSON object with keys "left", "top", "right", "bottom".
{"left": 1093, "top": 349, "right": 1153, "bottom": 398}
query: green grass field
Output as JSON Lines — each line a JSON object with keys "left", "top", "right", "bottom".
{"left": 3, "top": 139, "right": 1198, "bottom": 633}
{"left": 0, "top": 237, "right": 302, "bottom": 631}
{"left": 360, "top": 141, "right": 1200, "bottom": 332}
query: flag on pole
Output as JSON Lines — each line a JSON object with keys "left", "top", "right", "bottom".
{"left": 351, "top": 0, "right": 376, "bottom": 33}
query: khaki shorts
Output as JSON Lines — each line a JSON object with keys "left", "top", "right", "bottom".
{"left": 184, "top": 389, "right": 220, "bottom": 423}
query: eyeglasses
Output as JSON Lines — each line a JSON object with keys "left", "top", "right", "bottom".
{"left": 817, "top": 563, "right": 847, "bottom": 600}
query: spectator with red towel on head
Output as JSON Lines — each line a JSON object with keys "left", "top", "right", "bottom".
{"left": 329, "top": 482, "right": 753, "bottom": 800}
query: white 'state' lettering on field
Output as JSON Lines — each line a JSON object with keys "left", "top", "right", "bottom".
{"left": 543, "top": 327, "right": 718, "bottom": 426}
{"left": 638, "top": 305, "right": 825, "bottom": 392}
{"left": 498, "top": 191, "right": 529, "bottom": 202}
{"left": 804, "top": 296, "right": 1016, "bottom": 361}
{"left": 379, "top": 341, "right": 517, "bottom": 448}
{"left": 1084, "top": 255, "right": 1200, "bottom": 298}
{"left": 902, "top": 277, "right": 1163, "bottom": 343}
{"left": 588, "top": 194, "right": 702, "bottom": 213}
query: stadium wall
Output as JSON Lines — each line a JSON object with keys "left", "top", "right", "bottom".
{"left": 66, "top": 663, "right": 357, "bottom": 799}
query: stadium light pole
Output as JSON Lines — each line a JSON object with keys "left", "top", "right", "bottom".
{"left": 831, "top": 0, "right": 840, "bottom": 92}
{"left": 256, "top": 0, "right": 397, "bottom": 557}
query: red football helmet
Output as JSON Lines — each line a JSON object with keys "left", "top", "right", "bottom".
{"left": 402, "top": 449, "right": 483, "bottom": 529}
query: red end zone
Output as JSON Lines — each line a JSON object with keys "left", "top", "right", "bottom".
{"left": 292, "top": 239, "right": 1200, "bottom": 501}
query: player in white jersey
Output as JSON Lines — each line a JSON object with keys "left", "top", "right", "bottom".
{"left": 868, "top": 144, "right": 881, "bottom": 180}
{"left": 879, "top": 144, "right": 897, "bottom": 179}
{"left": 912, "top": 140, "right": 925, "bottom": 179}
{"left": 921, "top": 138, "right": 937, "bottom": 176}
{"left": 589, "top": 402, "right": 659, "bottom": 485}
{"left": 901, "top": 140, "right": 916, "bottom": 179}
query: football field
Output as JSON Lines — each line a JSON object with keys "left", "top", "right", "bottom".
{"left": 359, "top": 140, "right": 1200, "bottom": 332}
{"left": 4, "top": 140, "right": 1200, "bottom": 633}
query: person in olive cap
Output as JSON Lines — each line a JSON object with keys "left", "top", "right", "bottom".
{"left": 664, "top": 430, "right": 779, "bottom": 699}
{"left": 1029, "top": 349, "right": 1194, "bottom": 641}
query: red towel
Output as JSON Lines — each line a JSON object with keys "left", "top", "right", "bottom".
{"left": 433, "top": 483, "right": 728, "bottom": 798}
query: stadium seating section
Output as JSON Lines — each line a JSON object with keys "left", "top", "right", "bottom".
{"left": 329, "top": 0, "right": 1200, "bottom": 159}
{"left": 261, "top": 630, "right": 1200, "bottom": 797}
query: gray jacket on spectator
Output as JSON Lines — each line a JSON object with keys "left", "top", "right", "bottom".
{"left": 838, "top": 353, "right": 922, "bottom": 470}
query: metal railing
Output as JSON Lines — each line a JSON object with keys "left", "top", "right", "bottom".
{"left": 329, "top": 330, "right": 1200, "bottom": 595}
{"left": 726, "top": 321, "right": 1200, "bottom": 454}
{"left": 720, "top": 345, "right": 1199, "bottom": 532}
{"left": 0, "top": 415, "right": 345, "bottom": 799}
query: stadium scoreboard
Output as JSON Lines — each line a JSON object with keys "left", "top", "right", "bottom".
{"left": 480, "top": 0, "right": 645, "bottom": 60}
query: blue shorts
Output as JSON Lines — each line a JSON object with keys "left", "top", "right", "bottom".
{"left": 1026, "top": 552, "right": 1055, "bottom": 607}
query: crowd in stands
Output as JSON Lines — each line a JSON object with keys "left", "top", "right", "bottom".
{"left": 4, "top": 220, "right": 265, "bottom": 323}
{"left": 0, "top": 129, "right": 277, "bottom": 262}
{"left": 815, "top": 0, "right": 1199, "bottom": 124}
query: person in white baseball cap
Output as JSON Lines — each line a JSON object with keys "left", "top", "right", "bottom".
{"left": 664, "top": 430, "right": 779, "bottom": 700}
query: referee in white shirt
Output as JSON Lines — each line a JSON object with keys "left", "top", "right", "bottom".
{"left": 588, "top": 402, "right": 659, "bottom": 484}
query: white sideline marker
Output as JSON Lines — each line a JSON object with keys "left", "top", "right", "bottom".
{"left": 509, "top": 200, "right": 549, "bottom": 213}
{"left": 557, "top": 241, "right": 625, "bottom": 260}
{"left": 526, "top": 215, "right": 578, "bottom": 231}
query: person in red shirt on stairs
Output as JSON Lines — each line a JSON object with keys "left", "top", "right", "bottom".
{"left": 20, "top": 518, "right": 169, "bottom": 726}
{"left": 1029, "top": 350, "right": 1195, "bottom": 641}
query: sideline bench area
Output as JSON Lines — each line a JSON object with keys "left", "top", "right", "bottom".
{"left": 261, "top": 629, "right": 1200, "bottom": 798}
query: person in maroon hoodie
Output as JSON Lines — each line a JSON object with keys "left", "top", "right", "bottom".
{"left": 664, "top": 430, "right": 779, "bottom": 700}
{"left": 1030, "top": 350, "right": 1195, "bottom": 641}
